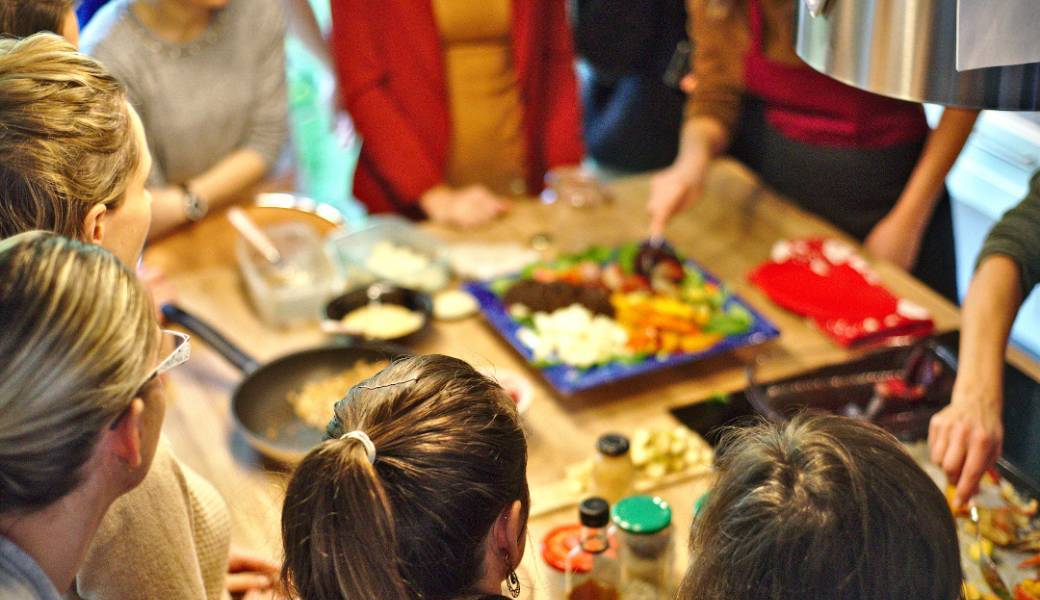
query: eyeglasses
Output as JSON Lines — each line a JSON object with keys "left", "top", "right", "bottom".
{"left": 141, "top": 330, "right": 191, "bottom": 388}
{"left": 109, "top": 330, "right": 190, "bottom": 430}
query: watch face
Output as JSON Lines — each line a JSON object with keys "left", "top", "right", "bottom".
{"left": 184, "top": 191, "right": 209, "bottom": 221}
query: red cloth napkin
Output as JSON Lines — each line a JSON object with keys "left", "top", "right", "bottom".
{"left": 749, "top": 238, "right": 934, "bottom": 347}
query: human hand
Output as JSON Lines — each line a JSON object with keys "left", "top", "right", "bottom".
{"left": 225, "top": 546, "right": 281, "bottom": 596}
{"left": 647, "top": 160, "right": 706, "bottom": 238}
{"left": 680, "top": 74, "right": 697, "bottom": 94}
{"left": 420, "top": 185, "right": 509, "bottom": 228}
{"left": 928, "top": 382, "right": 1004, "bottom": 508}
{"left": 864, "top": 215, "right": 924, "bottom": 271}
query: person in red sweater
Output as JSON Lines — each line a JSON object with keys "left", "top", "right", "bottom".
{"left": 331, "top": 0, "right": 583, "bottom": 228}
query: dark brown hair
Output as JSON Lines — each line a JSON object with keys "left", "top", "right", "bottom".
{"left": 0, "top": 0, "right": 72, "bottom": 38}
{"left": 679, "top": 414, "right": 961, "bottom": 600}
{"left": 281, "top": 355, "right": 529, "bottom": 600}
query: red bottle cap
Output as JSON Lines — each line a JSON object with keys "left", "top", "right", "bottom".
{"left": 540, "top": 523, "right": 617, "bottom": 573}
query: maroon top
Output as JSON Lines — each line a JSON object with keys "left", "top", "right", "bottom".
{"left": 743, "top": 0, "right": 928, "bottom": 148}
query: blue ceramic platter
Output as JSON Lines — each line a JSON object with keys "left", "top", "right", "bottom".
{"left": 464, "top": 261, "right": 780, "bottom": 395}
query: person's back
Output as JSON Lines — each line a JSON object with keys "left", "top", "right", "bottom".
{"left": 679, "top": 414, "right": 961, "bottom": 600}
{"left": 281, "top": 355, "right": 529, "bottom": 599}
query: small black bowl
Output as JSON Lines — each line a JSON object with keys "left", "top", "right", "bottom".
{"left": 323, "top": 283, "right": 433, "bottom": 345}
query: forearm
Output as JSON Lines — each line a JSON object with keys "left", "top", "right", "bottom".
{"left": 673, "top": 117, "right": 728, "bottom": 173}
{"left": 955, "top": 255, "right": 1024, "bottom": 409}
{"left": 147, "top": 150, "right": 268, "bottom": 238}
{"left": 189, "top": 149, "right": 268, "bottom": 206}
{"left": 886, "top": 108, "right": 979, "bottom": 233}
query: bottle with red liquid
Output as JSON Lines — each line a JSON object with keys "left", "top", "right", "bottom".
{"left": 565, "top": 497, "right": 620, "bottom": 600}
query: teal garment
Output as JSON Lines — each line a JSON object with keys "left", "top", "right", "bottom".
{"left": 284, "top": 1, "right": 366, "bottom": 225}
{"left": 978, "top": 170, "right": 1040, "bottom": 297}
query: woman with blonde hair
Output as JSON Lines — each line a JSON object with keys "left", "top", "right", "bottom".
{"left": 0, "top": 33, "right": 275, "bottom": 599}
{"left": 0, "top": 33, "right": 150, "bottom": 263}
{"left": 281, "top": 355, "right": 530, "bottom": 600}
{"left": 679, "top": 414, "right": 961, "bottom": 600}
{"left": 0, "top": 231, "right": 167, "bottom": 599}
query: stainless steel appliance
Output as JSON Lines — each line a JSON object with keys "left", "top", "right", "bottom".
{"left": 795, "top": 0, "right": 1040, "bottom": 110}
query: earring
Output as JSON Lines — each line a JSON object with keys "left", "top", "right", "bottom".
{"left": 506, "top": 569, "right": 521, "bottom": 598}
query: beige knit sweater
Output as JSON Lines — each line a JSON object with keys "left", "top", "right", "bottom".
{"left": 68, "top": 438, "right": 231, "bottom": 600}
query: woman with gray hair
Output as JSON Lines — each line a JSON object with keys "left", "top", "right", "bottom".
{"left": 0, "top": 231, "right": 168, "bottom": 600}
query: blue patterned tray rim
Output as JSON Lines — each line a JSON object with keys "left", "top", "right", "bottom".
{"left": 464, "top": 259, "right": 780, "bottom": 394}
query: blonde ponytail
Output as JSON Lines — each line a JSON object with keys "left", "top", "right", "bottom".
{"left": 0, "top": 231, "right": 159, "bottom": 512}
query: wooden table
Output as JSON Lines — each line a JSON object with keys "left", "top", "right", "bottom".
{"left": 145, "top": 159, "right": 976, "bottom": 596}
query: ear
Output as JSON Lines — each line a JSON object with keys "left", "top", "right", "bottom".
{"left": 108, "top": 398, "right": 145, "bottom": 469}
{"left": 493, "top": 500, "right": 526, "bottom": 568}
{"left": 82, "top": 204, "right": 107, "bottom": 245}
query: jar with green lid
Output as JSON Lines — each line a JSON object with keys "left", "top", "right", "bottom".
{"left": 611, "top": 495, "right": 673, "bottom": 599}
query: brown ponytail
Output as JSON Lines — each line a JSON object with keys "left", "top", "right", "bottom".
{"left": 281, "top": 355, "right": 529, "bottom": 600}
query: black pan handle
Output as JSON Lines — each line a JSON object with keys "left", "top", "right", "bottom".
{"left": 161, "top": 303, "right": 262, "bottom": 375}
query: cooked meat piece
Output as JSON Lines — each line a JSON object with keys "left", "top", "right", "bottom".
{"left": 503, "top": 280, "right": 614, "bottom": 317}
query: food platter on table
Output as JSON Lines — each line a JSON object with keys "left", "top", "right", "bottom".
{"left": 465, "top": 241, "right": 780, "bottom": 395}
{"left": 914, "top": 451, "right": 1040, "bottom": 600}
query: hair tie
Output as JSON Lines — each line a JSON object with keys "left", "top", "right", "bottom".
{"left": 340, "top": 430, "right": 377, "bottom": 464}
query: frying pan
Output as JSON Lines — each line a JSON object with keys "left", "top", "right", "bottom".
{"left": 162, "top": 304, "right": 410, "bottom": 463}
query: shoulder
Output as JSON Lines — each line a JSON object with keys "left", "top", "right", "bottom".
{"left": 79, "top": 0, "right": 135, "bottom": 57}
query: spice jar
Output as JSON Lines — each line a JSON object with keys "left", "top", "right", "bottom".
{"left": 542, "top": 523, "right": 586, "bottom": 599}
{"left": 542, "top": 521, "right": 618, "bottom": 599}
{"left": 565, "top": 497, "right": 621, "bottom": 600}
{"left": 591, "top": 434, "right": 634, "bottom": 504}
{"left": 611, "top": 495, "right": 674, "bottom": 599}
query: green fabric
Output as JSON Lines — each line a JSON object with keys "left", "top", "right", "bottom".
{"left": 284, "top": 2, "right": 366, "bottom": 225}
{"left": 977, "top": 170, "right": 1040, "bottom": 297}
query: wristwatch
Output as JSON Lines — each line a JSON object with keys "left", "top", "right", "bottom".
{"left": 179, "top": 183, "right": 208, "bottom": 222}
